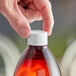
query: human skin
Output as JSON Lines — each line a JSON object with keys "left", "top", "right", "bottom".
{"left": 0, "top": 0, "right": 54, "bottom": 38}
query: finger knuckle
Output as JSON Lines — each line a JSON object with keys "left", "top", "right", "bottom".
{"left": 13, "top": 17, "right": 20, "bottom": 28}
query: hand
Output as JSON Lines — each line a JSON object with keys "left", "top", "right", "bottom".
{"left": 0, "top": 0, "right": 54, "bottom": 38}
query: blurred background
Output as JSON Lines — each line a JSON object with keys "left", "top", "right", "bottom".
{"left": 0, "top": 0, "right": 76, "bottom": 76}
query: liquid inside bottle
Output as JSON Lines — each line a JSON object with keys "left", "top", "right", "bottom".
{"left": 14, "top": 30, "right": 61, "bottom": 76}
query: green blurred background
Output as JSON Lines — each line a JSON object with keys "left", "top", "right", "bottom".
{"left": 0, "top": 0, "right": 76, "bottom": 75}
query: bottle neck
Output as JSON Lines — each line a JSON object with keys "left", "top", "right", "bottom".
{"left": 28, "top": 45, "right": 47, "bottom": 47}
{"left": 26, "top": 45, "right": 48, "bottom": 60}
{"left": 28, "top": 45, "right": 48, "bottom": 50}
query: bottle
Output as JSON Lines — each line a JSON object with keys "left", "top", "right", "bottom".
{"left": 14, "top": 30, "right": 61, "bottom": 76}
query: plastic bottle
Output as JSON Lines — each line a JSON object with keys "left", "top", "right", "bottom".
{"left": 14, "top": 30, "right": 61, "bottom": 76}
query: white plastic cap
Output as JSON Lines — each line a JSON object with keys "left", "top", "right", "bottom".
{"left": 28, "top": 30, "right": 48, "bottom": 46}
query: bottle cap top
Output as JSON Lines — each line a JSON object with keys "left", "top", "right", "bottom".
{"left": 28, "top": 30, "right": 48, "bottom": 46}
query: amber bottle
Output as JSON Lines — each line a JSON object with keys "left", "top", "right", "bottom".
{"left": 14, "top": 30, "right": 61, "bottom": 76}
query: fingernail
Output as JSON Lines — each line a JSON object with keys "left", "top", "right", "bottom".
{"left": 19, "top": 28, "right": 30, "bottom": 38}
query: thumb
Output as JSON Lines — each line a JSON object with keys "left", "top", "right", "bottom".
{"left": 0, "top": 0, "right": 31, "bottom": 38}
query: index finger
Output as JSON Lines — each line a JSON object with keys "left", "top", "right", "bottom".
{"left": 34, "top": 0, "right": 54, "bottom": 35}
